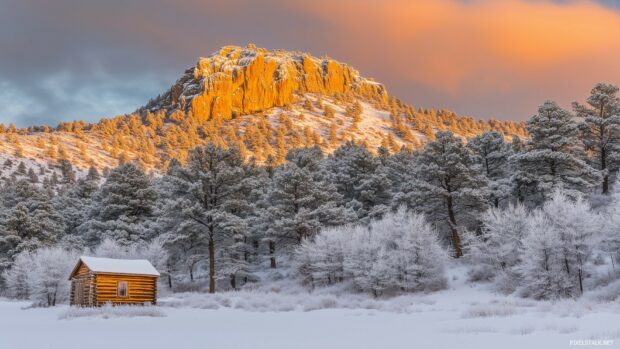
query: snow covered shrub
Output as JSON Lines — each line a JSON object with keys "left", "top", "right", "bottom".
{"left": 295, "top": 227, "right": 348, "bottom": 287}
{"left": 516, "top": 211, "right": 572, "bottom": 299}
{"left": 466, "top": 203, "right": 529, "bottom": 292}
{"left": 295, "top": 208, "right": 448, "bottom": 296}
{"left": 518, "top": 191, "right": 602, "bottom": 299}
{"left": 3, "top": 247, "right": 79, "bottom": 306}
{"left": 59, "top": 303, "right": 166, "bottom": 320}
{"left": 29, "top": 247, "right": 79, "bottom": 306}
{"left": 461, "top": 303, "right": 518, "bottom": 318}
{"left": 2, "top": 250, "right": 33, "bottom": 299}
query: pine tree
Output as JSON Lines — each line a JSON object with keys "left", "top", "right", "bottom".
{"left": 15, "top": 162, "right": 26, "bottom": 175}
{"left": 0, "top": 185, "right": 63, "bottom": 276}
{"left": 515, "top": 101, "right": 599, "bottom": 205}
{"left": 27, "top": 168, "right": 38, "bottom": 183}
{"left": 325, "top": 142, "right": 392, "bottom": 221}
{"left": 573, "top": 83, "right": 620, "bottom": 194}
{"left": 265, "top": 147, "right": 351, "bottom": 268}
{"left": 395, "top": 131, "right": 488, "bottom": 257}
{"left": 58, "top": 159, "right": 75, "bottom": 184}
{"left": 86, "top": 166, "right": 101, "bottom": 182}
{"left": 79, "top": 163, "right": 156, "bottom": 246}
{"left": 468, "top": 131, "right": 512, "bottom": 207}
{"left": 160, "top": 144, "right": 254, "bottom": 293}
{"left": 54, "top": 177, "right": 98, "bottom": 247}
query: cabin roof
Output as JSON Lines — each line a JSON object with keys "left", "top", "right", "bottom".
{"left": 69, "top": 256, "right": 160, "bottom": 279}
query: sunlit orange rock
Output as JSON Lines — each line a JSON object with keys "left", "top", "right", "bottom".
{"left": 150, "top": 44, "right": 388, "bottom": 121}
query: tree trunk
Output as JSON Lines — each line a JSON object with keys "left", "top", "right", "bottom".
{"left": 230, "top": 274, "right": 236, "bottom": 290}
{"left": 578, "top": 268, "right": 583, "bottom": 295}
{"left": 446, "top": 194, "right": 463, "bottom": 258}
{"left": 168, "top": 274, "right": 172, "bottom": 289}
{"left": 189, "top": 265, "right": 194, "bottom": 282}
{"left": 602, "top": 146, "right": 609, "bottom": 194}
{"left": 208, "top": 237, "right": 215, "bottom": 294}
{"left": 269, "top": 241, "right": 277, "bottom": 268}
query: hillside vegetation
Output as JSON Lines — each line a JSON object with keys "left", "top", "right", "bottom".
{"left": 0, "top": 45, "right": 526, "bottom": 186}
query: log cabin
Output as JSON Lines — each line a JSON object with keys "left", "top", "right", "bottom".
{"left": 69, "top": 256, "right": 160, "bottom": 306}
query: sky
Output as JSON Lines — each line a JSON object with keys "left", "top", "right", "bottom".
{"left": 1, "top": 0, "right": 619, "bottom": 127}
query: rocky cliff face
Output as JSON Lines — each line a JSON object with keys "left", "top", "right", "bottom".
{"left": 146, "top": 44, "right": 388, "bottom": 121}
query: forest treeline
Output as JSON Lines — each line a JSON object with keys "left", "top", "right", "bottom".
{"left": 0, "top": 89, "right": 526, "bottom": 171}
{"left": 0, "top": 83, "right": 618, "bottom": 306}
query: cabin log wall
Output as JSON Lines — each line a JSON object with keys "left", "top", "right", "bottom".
{"left": 95, "top": 274, "right": 158, "bottom": 306}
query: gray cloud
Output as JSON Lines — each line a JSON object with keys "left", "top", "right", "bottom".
{"left": 0, "top": 0, "right": 619, "bottom": 127}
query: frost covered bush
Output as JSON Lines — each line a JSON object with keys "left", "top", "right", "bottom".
{"left": 469, "top": 190, "right": 604, "bottom": 299}
{"left": 518, "top": 191, "right": 602, "bottom": 299}
{"left": 461, "top": 303, "right": 518, "bottom": 318}
{"left": 466, "top": 203, "right": 529, "bottom": 292}
{"left": 2, "top": 250, "right": 34, "bottom": 299}
{"left": 59, "top": 303, "right": 166, "bottom": 320}
{"left": 3, "top": 247, "right": 79, "bottom": 306}
{"left": 295, "top": 208, "right": 448, "bottom": 296}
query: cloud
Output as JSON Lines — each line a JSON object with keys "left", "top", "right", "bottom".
{"left": 284, "top": 0, "right": 620, "bottom": 118}
{"left": 0, "top": 0, "right": 619, "bottom": 126}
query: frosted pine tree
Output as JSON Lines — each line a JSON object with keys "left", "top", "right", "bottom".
{"left": 80, "top": 163, "right": 156, "bottom": 246}
{"left": 160, "top": 144, "right": 253, "bottom": 293}
{"left": 515, "top": 101, "right": 599, "bottom": 204}
{"left": 395, "top": 131, "right": 488, "bottom": 257}
{"left": 53, "top": 177, "right": 98, "bottom": 247}
{"left": 265, "top": 147, "right": 351, "bottom": 268}
{"left": 468, "top": 131, "right": 513, "bottom": 207}
{"left": 0, "top": 203, "right": 34, "bottom": 274}
{"left": 573, "top": 83, "right": 620, "bottom": 194}
{"left": 0, "top": 181, "right": 63, "bottom": 275}
{"left": 325, "top": 142, "right": 392, "bottom": 221}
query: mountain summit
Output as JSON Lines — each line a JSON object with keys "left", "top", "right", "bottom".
{"left": 0, "top": 45, "right": 526, "bottom": 185}
{"left": 145, "top": 44, "right": 388, "bottom": 120}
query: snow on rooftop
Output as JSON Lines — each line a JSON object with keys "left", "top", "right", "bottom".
{"left": 79, "top": 256, "right": 160, "bottom": 276}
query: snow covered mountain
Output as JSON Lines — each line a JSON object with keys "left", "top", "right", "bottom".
{"left": 0, "top": 44, "right": 526, "bottom": 184}
{"left": 145, "top": 44, "right": 388, "bottom": 121}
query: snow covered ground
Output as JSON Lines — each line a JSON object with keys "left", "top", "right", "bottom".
{"left": 1, "top": 267, "right": 619, "bottom": 349}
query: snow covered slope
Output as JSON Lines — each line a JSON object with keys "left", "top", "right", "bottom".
{"left": 0, "top": 45, "right": 526, "bottom": 184}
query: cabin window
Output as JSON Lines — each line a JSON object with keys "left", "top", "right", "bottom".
{"left": 117, "top": 281, "right": 128, "bottom": 298}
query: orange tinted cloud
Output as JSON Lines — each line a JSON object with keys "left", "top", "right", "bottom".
{"left": 2, "top": 0, "right": 619, "bottom": 124}
{"left": 285, "top": 0, "right": 620, "bottom": 117}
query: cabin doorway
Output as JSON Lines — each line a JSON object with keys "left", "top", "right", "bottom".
{"left": 73, "top": 280, "right": 86, "bottom": 305}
